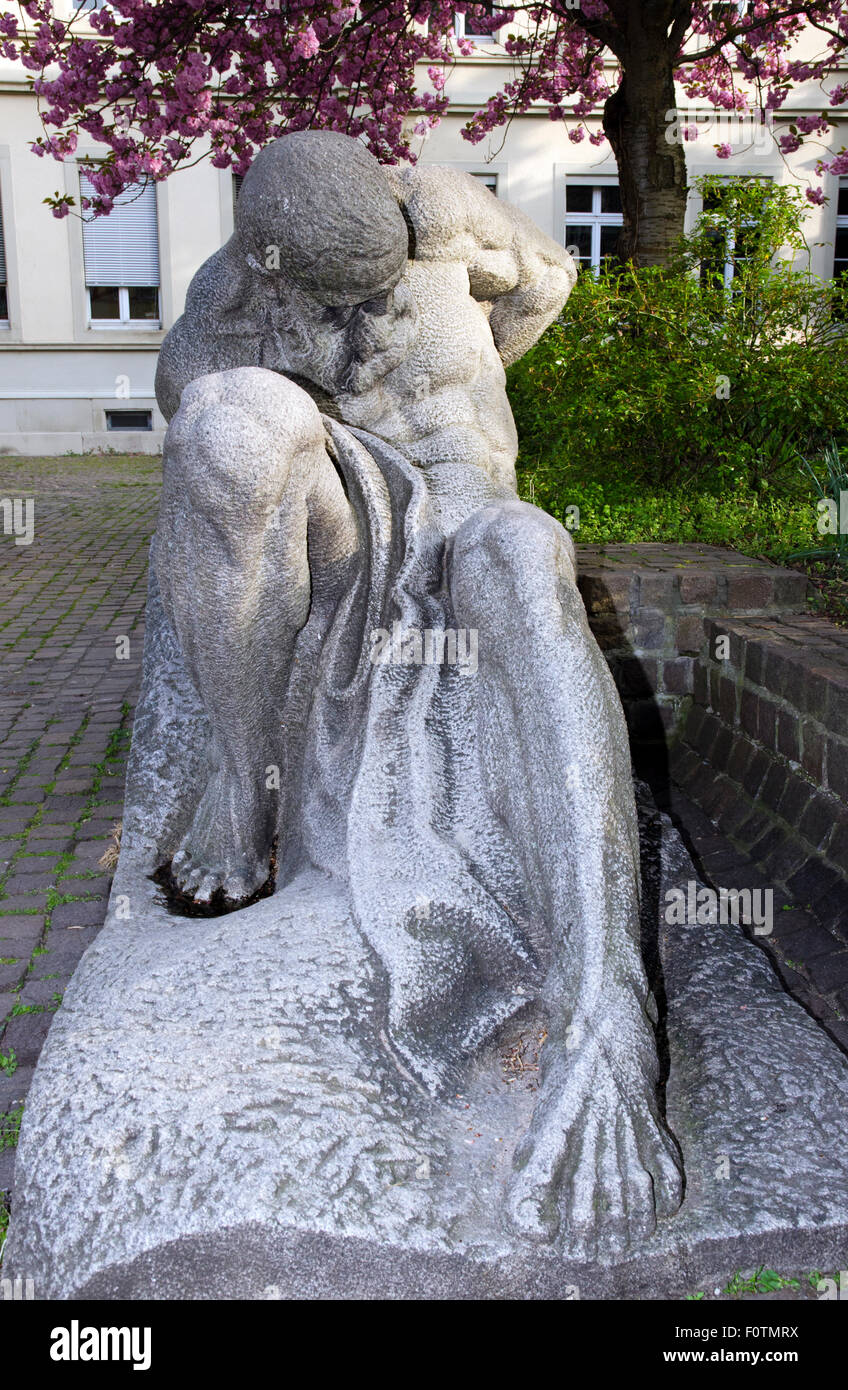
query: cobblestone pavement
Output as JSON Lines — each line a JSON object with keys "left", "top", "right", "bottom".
{"left": 0, "top": 463, "right": 844, "bottom": 1302}
{"left": 0, "top": 455, "right": 160, "bottom": 1201}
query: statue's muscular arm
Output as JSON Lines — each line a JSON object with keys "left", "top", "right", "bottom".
{"left": 386, "top": 164, "right": 577, "bottom": 366}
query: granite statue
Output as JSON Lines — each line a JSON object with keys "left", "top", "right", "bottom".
{"left": 11, "top": 134, "right": 848, "bottom": 1301}
{"left": 150, "top": 130, "right": 683, "bottom": 1248}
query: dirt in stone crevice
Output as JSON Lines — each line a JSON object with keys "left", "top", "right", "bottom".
{"left": 500, "top": 1025, "right": 547, "bottom": 1090}
{"left": 151, "top": 840, "right": 278, "bottom": 919}
{"left": 794, "top": 556, "right": 848, "bottom": 628}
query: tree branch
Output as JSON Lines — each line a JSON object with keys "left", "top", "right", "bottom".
{"left": 679, "top": 1, "right": 837, "bottom": 67}
{"left": 547, "top": 1, "right": 625, "bottom": 59}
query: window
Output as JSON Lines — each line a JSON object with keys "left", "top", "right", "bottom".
{"left": 80, "top": 170, "right": 160, "bottom": 327}
{"left": 72, "top": 0, "right": 111, "bottom": 11}
{"left": 233, "top": 172, "right": 244, "bottom": 215}
{"left": 564, "top": 182, "right": 622, "bottom": 271}
{"left": 470, "top": 171, "right": 498, "bottom": 196}
{"left": 710, "top": 1, "right": 756, "bottom": 18}
{"left": 106, "top": 409, "right": 152, "bottom": 431}
{"left": 0, "top": 195, "right": 8, "bottom": 325}
{"left": 699, "top": 178, "right": 770, "bottom": 290}
{"left": 835, "top": 181, "right": 848, "bottom": 284}
{"left": 454, "top": 6, "right": 500, "bottom": 40}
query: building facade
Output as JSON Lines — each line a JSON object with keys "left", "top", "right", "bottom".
{"left": 0, "top": 2, "right": 846, "bottom": 455}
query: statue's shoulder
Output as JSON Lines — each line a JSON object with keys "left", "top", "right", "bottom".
{"left": 184, "top": 238, "right": 250, "bottom": 318}
{"left": 382, "top": 163, "right": 510, "bottom": 262}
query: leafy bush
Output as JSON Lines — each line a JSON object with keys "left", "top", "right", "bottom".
{"left": 507, "top": 177, "right": 848, "bottom": 512}
{"left": 790, "top": 440, "right": 848, "bottom": 565}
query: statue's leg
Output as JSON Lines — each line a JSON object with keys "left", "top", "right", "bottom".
{"left": 156, "top": 367, "right": 359, "bottom": 903}
{"left": 448, "top": 500, "right": 683, "bottom": 1253}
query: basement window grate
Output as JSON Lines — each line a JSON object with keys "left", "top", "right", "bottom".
{"left": 106, "top": 409, "right": 153, "bottom": 431}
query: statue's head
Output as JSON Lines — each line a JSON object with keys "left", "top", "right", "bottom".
{"left": 236, "top": 130, "right": 408, "bottom": 306}
{"left": 234, "top": 130, "right": 414, "bottom": 395}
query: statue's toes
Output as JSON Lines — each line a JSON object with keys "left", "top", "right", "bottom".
{"left": 191, "top": 868, "right": 223, "bottom": 903}
{"left": 221, "top": 862, "right": 265, "bottom": 903}
{"left": 169, "top": 840, "right": 270, "bottom": 907}
{"left": 505, "top": 1126, "right": 566, "bottom": 1244}
{"left": 169, "top": 845, "right": 220, "bottom": 901}
{"left": 637, "top": 1114, "right": 684, "bottom": 1220}
{"left": 505, "top": 1086, "right": 683, "bottom": 1256}
{"left": 171, "top": 847, "right": 191, "bottom": 877}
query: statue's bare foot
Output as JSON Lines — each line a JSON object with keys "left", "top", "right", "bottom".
{"left": 170, "top": 770, "right": 273, "bottom": 904}
{"left": 506, "top": 1033, "right": 683, "bottom": 1256}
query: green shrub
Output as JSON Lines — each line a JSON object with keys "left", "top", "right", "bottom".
{"left": 789, "top": 440, "right": 848, "bottom": 565}
{"left": 508, "top": 177, "right": 848, "bottom": 514}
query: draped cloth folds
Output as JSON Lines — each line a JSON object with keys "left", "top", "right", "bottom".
{"left": 284, "top": 420, "right": 543, "bottom": 1096}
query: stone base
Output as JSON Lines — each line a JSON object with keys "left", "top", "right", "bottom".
{"left": 6, "top": 792, "right": 848, "bottom": 1301}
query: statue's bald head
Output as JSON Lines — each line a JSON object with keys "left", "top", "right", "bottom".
{"left": 236, "top": 130, "right": 408, "bottom": 307}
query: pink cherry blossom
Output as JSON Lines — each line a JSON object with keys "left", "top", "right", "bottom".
{"left": 1, "top": 1, "right": 844, "bottom": 223}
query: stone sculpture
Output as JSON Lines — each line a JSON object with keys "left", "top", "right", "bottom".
{"left": 151, "top": 129, "right": 682, "bottom": 1247}
{"left": 14, "top": 132, "right": 848, "bottom": 1300}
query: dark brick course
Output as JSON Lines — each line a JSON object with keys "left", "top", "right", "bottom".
{"left": 577, "top": 544, "right": 816, "bottom": 756}
{"left": 670, "top": 610, "right": 848, "bottom": 955}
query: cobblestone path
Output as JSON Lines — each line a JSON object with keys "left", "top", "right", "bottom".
{"left": 0, "top": 456, "right": 160, "bottom": 1201}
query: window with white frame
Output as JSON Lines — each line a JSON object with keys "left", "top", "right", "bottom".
{"left": 835, "top": 181, "right": 848, "bottom": 284}
{"left": 233, "top": 171, "right": 244, "bottom": 215}
{"left": 72, "top": 0, "right": 111, "bottom": 11}
{"left": 454, "top": 5, "right": 500, "bottom": 40}
{"left": 564, "top": 181, "right": 622, "bottom": 271}
{"left": 0, "top": 195, "right": 8, "bottom": 324}
{"left": 470, "top": 171, "right": 498, "bottom": 196}
{"left": 699, "top": 177, "right": 771, "bottom": 290}
{"left": 80, "top": 170, "right": 160, "bottom": 326}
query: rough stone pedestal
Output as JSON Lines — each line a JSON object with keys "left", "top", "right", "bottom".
{"left": 6, "top": 787, "right": 848, "bottom": 1300}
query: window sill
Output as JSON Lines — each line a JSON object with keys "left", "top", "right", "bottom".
{"left": 77, "top": 326, "right": 166, "bottom": 347}
{"left": 87, "top": 322, "right": 163, "bottom": 331}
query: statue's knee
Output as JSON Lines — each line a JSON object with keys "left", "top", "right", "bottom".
{"left": 164, "top": 367, "right": 323, "bottom": 525}
{"left": 450, "top": 501, "right": 576, "bottom": 609}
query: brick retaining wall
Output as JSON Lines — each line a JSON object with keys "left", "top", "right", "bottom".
{"left": 670, "top": 614, "right": 848, "bottom": 934}
{"left": 575, "top": 543, "right": 847, "bottom": 928}
{"left": 577, "top": 543, "right": 809, "bottom": 757}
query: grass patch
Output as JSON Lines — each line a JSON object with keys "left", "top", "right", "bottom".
{"left": 0, "top": 1105, "right": 23, "bottom": 1151}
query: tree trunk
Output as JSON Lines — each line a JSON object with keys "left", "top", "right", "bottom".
{"left": 602, "top": 22, "right": 688, "bottom": 266}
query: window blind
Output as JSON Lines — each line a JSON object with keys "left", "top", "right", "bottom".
{"left": 0, "top": 197, "right": 7, "bottom": 285}
{"left": 80, "top": 172, "right": 160, "bottom": 287}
